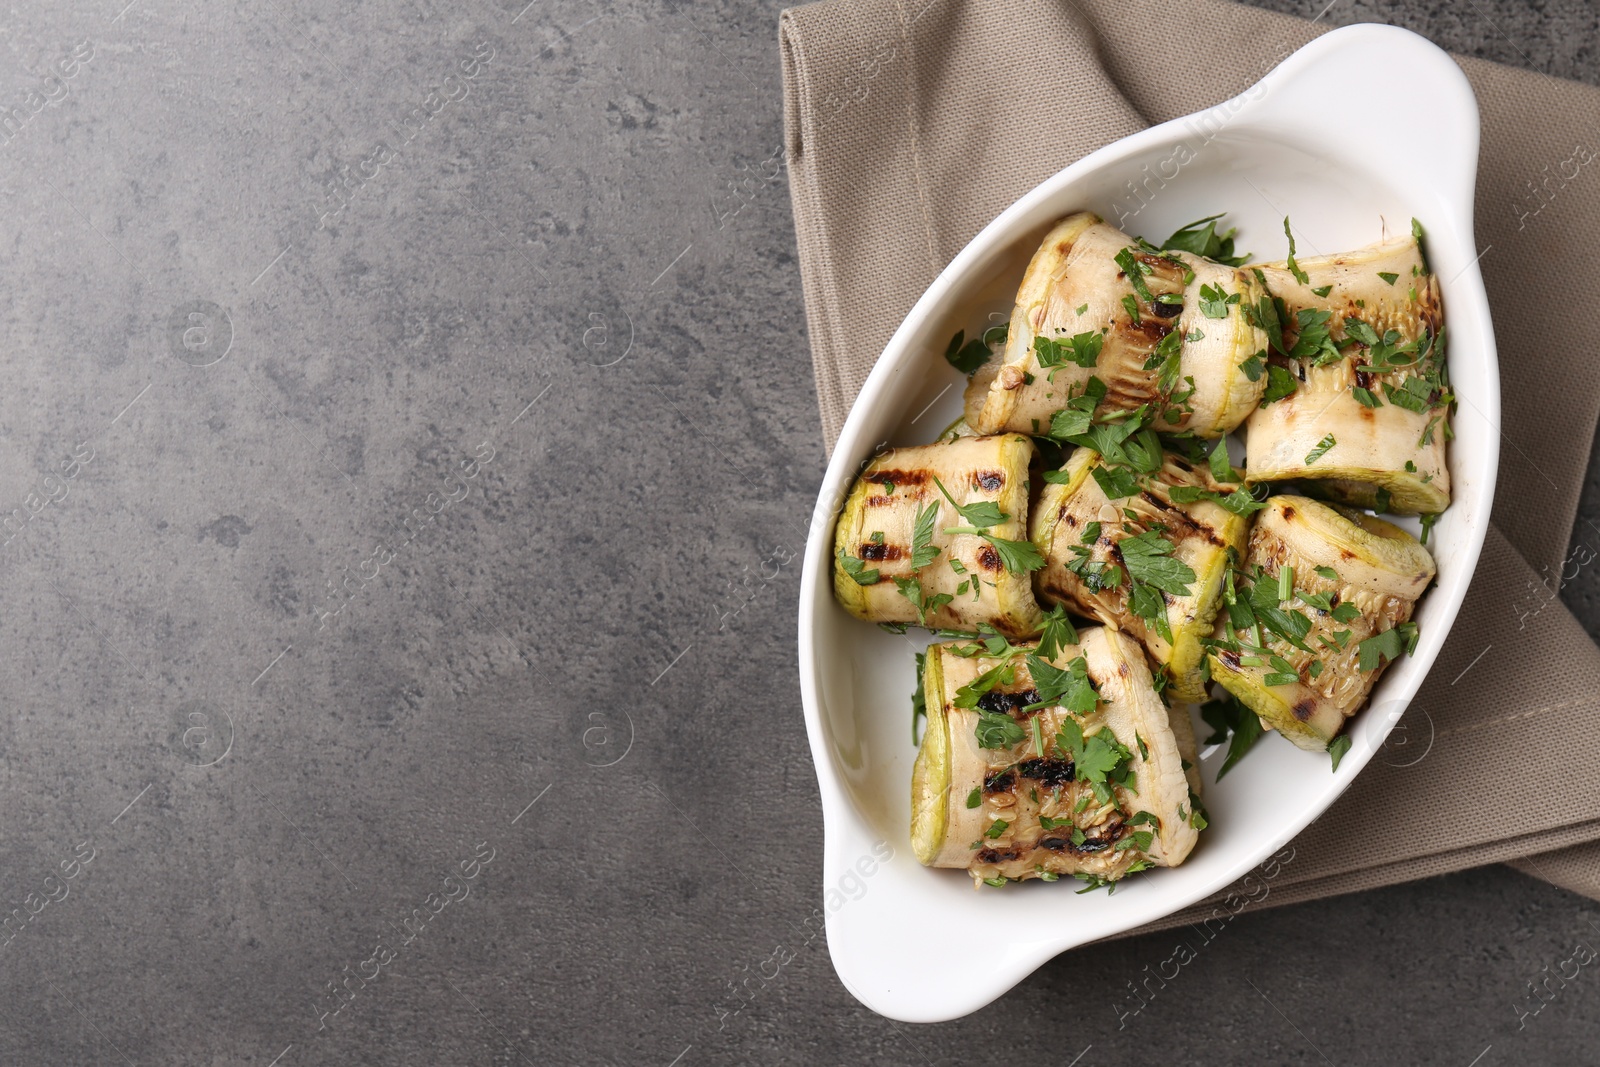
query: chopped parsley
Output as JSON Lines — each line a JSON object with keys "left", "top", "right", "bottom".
{"left": 910, "top": 502, "right": 941, "bottom": 568}
{"left": 911, "top": 652, "right": 927, "bottom": 744}
{"left": 1024, "top": 653, "right": 1100, "bottom": 714}
{"left": 1327, "top": 734, "right": 1352, "bottom": 772}
{"left": 1357, "top": 622, "right": 1420, "bottom": 671}
{"left": 1199, "top": 282, "right": 1240, "bottom": 319}
{"left": 1034, "top": 330, "right": 1104, "bottom": 370}
{"left": 1378, "top": 271, "right": 1399, "bottom": 286}
{"left": 1283, "top": 218, "right": 1309, "bottom": 284}
{"left": 1200, "top": 691, "right": 1264, "bottom": 780}
{"left": 1121, "top": 293, "right": 1142, "bottom": 325}
{"left": 1383, "top": 377, "right": 1435, "bottom": 413}
{"left": 932, "top": 475, "right": 1007, "bottom": 529}
{"left": 1304, "top": 434, "right": 1337, "bottom": 465}
{"left": 1419, "top": 512, "right": 1440, "bottom": 545}
{"left": 1119, "top": 530, "right": 1198, "bottom": 596}
{"left": 966, "top": 786, "right": 981, "bottom": 808}
{"left": 1159, "top": 214, "right": 1250, "bottom": 266}
{"left": 1261, "top": 364, "right": 1298, "bottom": 403}
{"left": 837, "top": 548, "right": 880, "bottom": 585}
{"left": 974, "top": 708, "right": 1026, "bottom": 749}
{"left": 1288, "top": 308, "right": 1341, "bottom": 364}
{"left": 892, "top": 576, "right": 952, "bottom": 625}
{"left": 1209, "top": 436, "right": 1240, "bottom": 483}
{"left": 944, "top": 329, "right": 992, "bottom": 374}
{"left": 1037, "top": 603, "right": 1079, "bottom": 660}
{"left": 1055, "top": 716, "right": 1136, "bottom": 804}
{"left": 1239, "top": 349, "right": 1266, "bottom": 381}
{"left": 1114, "top": 247, "right": 1157, "bottom": 308}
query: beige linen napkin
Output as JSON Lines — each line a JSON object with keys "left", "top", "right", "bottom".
{"left": 780, "top": 0, "right": 1600, "bottom": 914}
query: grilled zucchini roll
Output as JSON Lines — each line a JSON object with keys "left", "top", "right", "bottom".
{"left": 1206, "top": 496, "right": 1435, "bottom": 752}
{"left": 833, "top": 435, "right": 1044, "bottom": 638}
{"left": 1029, "top": 448, "right": 1251, "bottom": 703}
{"left": 1245, "top": 228, "right": 1450, "bottom": 514}
{"left": 911, "top": 627, "right": 1201, "bottom": 887}
{"left": 963, "top": 212, "right": 1268, "bottom": 438}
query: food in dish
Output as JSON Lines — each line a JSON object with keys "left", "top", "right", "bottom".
{"left": 1206, "top": 495, "right": 1435, "bottom": 752}
{"left": 832, "top": 434, "right": 1044, "bottom": 638}
{"left": 1029, "top": 445, "right": 1252, "bottom": 703}
{"left": 1244, "top": 226, "right": 1450, "bottom": 514}
{"left": 831, "top": 212, "right": 1446, "bottom": 892}
{"left": 964, "top": 212, "right": 1269, "bottom": 440}
{"left": 910, "top": 627, "right": 1202, "bottom": 887}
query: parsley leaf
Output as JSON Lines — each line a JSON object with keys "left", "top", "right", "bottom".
{"left": 932, "top": 476, "right": 1007, "bottom": 529}
{"left": 1304, "top": 434, "right": 1337, "bottom": 465}
{"left": 965, "top": 786, "right": 981, "bottom": 808}
{"left": 1283, "top": 217, "right": 1309, "bottom": 284}
{"left": 1199, "top": 282, "right": 1239, "bottom": 319}
{"left": 1383, "top": 377, "right": 1435, "bottom": 413}
{"left": 1025, "top": 653, "right": 1099, "bottom": 714}
{"left": 1128, "top": 582, "right": 1171, "bottom": 641}
{"left": 1378, "top": 271, "right": 1399, "bottom": 286}
{"left": 984, "top": 818, "right": 1009, "bottom": 839}
{"left": 1238, "top": 349, "right": 1266, "bottom": 381}
{"left": 1055, "top": 717, "right": 1135, "bottom": 803}
{"left": 1050, "top": 405, "right": 1094, "bottom": 440}
{"left": 837, "top": 548, "right": 880, "bottom": 586}
{"left": 1311, "top": 284, "right": 1333, "bottom": 297}
{"left": 1119, "top": 530, "right": 1197, "bottom": 596}
{"left": 1160, "top": 214, "right": 1250, "bottom": 266}
{"left": 910, "top": 502, "right": 940, "bottom": 568}
{"left": 1091, "top": 463, "right": 1140, "bottom": 500}
{"left": 1327, "top": 734, "right": 1352, "bottom": 772}
{"left": 1356, "top": 623, "right": 1419, "bottom": 671}
{"left": 1208, "top": 436, "right": 1240, "bottom": 484}
{"left": 1034, "top": 330, "right": 1103, "bottom": 369}
{"left": 1037, "top": 603, "right": 1079, "bottom": 661}
{"left": 1199, "top": 692, "right": 1264, "bottom": 779}
{"left": 1419, "top": 512, "right": 1440, "bottom": 545}
{"left": 1287, "top": 308, "right": 1341, "bottom": 364}
{"left": 912, "top": 651, "right": 927, "bottom": 744}
{"left": 1261, "top": 363, "right": 1298, "bottom": 403}
{"left": 983, "top": 535, "right": 1046, "bottom": 575}
{"left": 975, "top": 709, "right": 1026, "bottom": 749}
{"left": 891, "top": 576, "right": 953, "bottom": 626}
{"left": 1114, "top": 247, "right": 1156, "bottom": 307}
{"left": 944, "top": 329, "right": 991, "bottom": 374}
{"left": 1243, "top": 272, "right": 1286, "bottom": 352}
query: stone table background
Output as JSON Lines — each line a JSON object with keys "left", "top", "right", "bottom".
{"left": 0, "top": 0, "right": 1595, "bottom": 1063}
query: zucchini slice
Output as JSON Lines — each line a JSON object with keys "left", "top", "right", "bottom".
{"left": 911, "top": 627, "right": 1200, "bottom": 885}
{"left": 964, "top": 213, "right": 1267, "bottom": 438}
{"left": 1029, "top": 448, "right": 1250, "bottom": 703}
{"left": 1245, "top": 233, "right": 1450, "bottom": 514}
{"left": 1206, "top": 495, "right": 1435, "bottom": 752}
{"left": 832, "top": 435, "right": 1043, "bottom": 638}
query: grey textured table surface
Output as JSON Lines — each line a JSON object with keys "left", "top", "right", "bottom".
{"left": 1, "top": 0, "right": 1598, "bottom": 1064}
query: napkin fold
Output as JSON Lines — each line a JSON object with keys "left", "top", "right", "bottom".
{"left": 780, "top": 0, "right": 1600, "bottom": 911}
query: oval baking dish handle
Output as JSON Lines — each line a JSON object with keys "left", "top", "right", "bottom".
{"left": 1211, "top": 24, "right": 1481, "bottom": 227}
